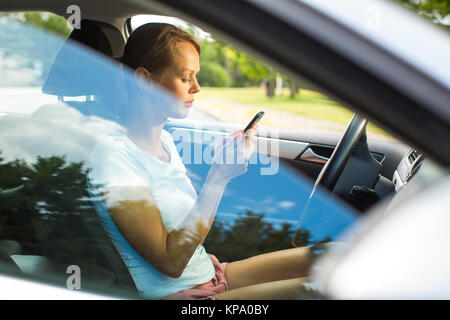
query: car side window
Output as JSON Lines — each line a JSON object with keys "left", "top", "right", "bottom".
{"left": 0, "top": 13, "right": 140, "bottom": 297}
{"left": 130, "top": 16, "right": 361, "bottom": 260}
{"left": 0, "top": 12, "right": 361, "bottom": 298}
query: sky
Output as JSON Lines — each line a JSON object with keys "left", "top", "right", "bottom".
{"left": 131, "top": 14, "right": 212, "bottom": 40}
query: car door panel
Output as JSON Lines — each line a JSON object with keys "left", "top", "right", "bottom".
{"left": 165, "top": 119, "right": 410, "bottom": 182}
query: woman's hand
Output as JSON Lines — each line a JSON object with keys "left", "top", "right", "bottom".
{"left": 208, "top": 127, "right": 256, "bottom": 184}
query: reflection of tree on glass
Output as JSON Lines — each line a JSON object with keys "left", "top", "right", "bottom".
{"left": 204, "top": 211, "right": 332, "bottom": 262}
{"left": 88, "top": 23, "right": 330, "bottom": 300}
{"left": 0, "top": 153, "right": 136, "bottom": 290}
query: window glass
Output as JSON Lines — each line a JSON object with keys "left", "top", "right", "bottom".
{"left": 0, "top": 13, "right": 363, "bottom": 298}
{"left": 131, "top": 15, "right": 395, "bottom": 142}
{"left": 0, "top": 12, "right": 69, "bottom": 115}
{"left": 0, "top": 15, "right": 139, "bottom": 297}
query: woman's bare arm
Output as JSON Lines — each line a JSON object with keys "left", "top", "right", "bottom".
{"left": 104, "top": 173, "right": 227, "bottom": 278}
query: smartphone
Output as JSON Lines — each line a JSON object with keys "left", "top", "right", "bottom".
{"left": 244, "top": 111, "right": 264, "bottom": 133}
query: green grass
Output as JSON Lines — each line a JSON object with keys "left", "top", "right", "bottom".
{"left": 197, "top": 87, "right": 392, "bottom": 138}
{"left": 198, "top": 87, "right": 353, "bottom": 122}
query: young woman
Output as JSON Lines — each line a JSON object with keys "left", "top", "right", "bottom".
{"left": 89, "top": 23, "right": 323, "bottom": 300}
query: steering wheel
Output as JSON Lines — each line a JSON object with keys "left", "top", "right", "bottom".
{"left": 314, "top": 114, "right": 368, "bottom": 192}
{"left": 292, "top": 114, "right": 368, "bottom": 247}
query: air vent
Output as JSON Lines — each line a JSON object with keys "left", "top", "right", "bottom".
{"left": 408, "top": 149, "right": 420, "bottom": 164}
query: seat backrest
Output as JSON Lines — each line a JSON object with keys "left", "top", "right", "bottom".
{"left": 42, "top": 19, "right": 125, "bottom": 98}
{"left": 32, "top": 20, "right": 138, "bottom": 294}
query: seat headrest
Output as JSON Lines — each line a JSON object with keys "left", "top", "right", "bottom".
{"left": 42, "top": 20, "right": 125, "bottom": 97}
{"left": 69, "top": 20, "right": 125, "bottom": 59}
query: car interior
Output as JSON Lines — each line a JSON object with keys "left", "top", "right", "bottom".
{"left": 0, "top": 0, "right": 436, "bottom": 298}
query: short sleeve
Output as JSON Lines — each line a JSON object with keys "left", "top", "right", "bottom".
{"left": 88, "top": 136, "right": 148, "bottom": 189}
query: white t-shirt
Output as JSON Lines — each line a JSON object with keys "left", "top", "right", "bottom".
{"left": 88, "top": 129, "right": 215, "bottom": 299}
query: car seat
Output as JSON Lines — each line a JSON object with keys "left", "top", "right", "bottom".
{"left": 16, "top": 19, "right": 139, "bottom": 296}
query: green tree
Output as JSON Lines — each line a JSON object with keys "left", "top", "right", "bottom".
{"left": 234, "top": 51, "right": 271, "bottom": 87}
{"left": 197, "top": 61, "right": 233, "bottom": 87}
{"left": 0, "top": 154, "right": 125, "bottom": 282}
{"left": 197, "top": 39, "right": 271, "bottom": 87}
{"left": 393, "top": 0, "right": 450, "bottom": 30}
